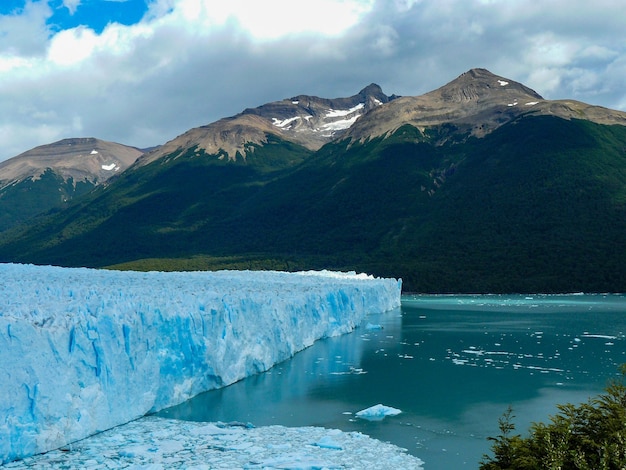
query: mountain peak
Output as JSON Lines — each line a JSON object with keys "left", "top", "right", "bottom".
{"left": 0, "top": 137, "right": 143, "bottom": 186}
{"left": 138, "top": 84, "right": 393, "bottom": 165}
{"left": 436, "top": 68, "right": 543, "bottom": 103}
{"left": 359, "top": 83, "right": 383, "bottom": 94}
{"left": 341, "top": 68, "right": 626, "bottom": 144}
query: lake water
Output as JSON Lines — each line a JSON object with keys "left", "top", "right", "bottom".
{"left": 157, "top": 294, "right": 626, "bottom": 469}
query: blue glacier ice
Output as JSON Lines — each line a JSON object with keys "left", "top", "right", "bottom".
{"left": 0, "top": 264, "right": 401, "bottom": 464}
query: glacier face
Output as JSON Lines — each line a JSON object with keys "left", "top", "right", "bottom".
{"left": 0, "top": 264, "right": 401, "bottom": 464}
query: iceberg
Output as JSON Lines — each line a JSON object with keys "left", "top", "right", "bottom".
{"left": 356, "top": 404, "right": 402, "bottom": 421}
{"left": 0, "top": 264, "right": 401, "bottom": 464}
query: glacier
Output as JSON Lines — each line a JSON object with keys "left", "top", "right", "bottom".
{"left": 0, "top": 263, "right": 401, "bottom": 464}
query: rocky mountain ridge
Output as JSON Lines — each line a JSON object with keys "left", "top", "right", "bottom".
{"left": 0, "top": 137, "right": 144, "bottom": 232}
{"left": 344, "top": 68, "right": 626, "bottom": 144}
{"left": 133, "top": 68, "right": 626, "bottom": 169}
{"left": 0, "top": 137, "right": 143, "bottom": 189}
{"left": 5, "top": 68, "right": 626, "bottom": 179}
{"left": 136, "top": 84, "right": 393, "bottom": 166}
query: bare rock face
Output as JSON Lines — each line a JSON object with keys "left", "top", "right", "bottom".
{"left": 343, "top": 68, "right": 626, "bottom": 144}
{"left": 134, "top": 68, "right": 626, "bottom": 168}
{"left": 0, "top": 138, "right": 143, "bottom": 187}
{"left": 137, "top": 84, "right": 393, "bottom": 165}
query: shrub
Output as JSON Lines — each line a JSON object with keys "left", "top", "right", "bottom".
{"left": 481, "top": 365, "right": 626, "bottom": 469}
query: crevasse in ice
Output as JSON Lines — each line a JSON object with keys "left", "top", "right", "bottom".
{"left": 0, "top": 264, "right": 401, "bottom": 464}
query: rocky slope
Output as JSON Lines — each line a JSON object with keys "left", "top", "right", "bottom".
{"left": 0, "top": 138, "right": 143, "bottom": 231}
{"left": 136, "top": 84, "right": 393, "bottom": 166}
{"left": 0, "top": 137, "right": 143, "bottom": 188}
{"left": 343, "top": 68, "right": 626, "bottom": 144}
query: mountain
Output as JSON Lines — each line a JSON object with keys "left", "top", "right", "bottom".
{"left": 344, "top": 68, "right": 626, "bottom": 144}
{"left": 136, "top": 83, "right": 393, "bottom": 166}
{"left": 0, "top": 138, "right": 143, "bottom": 231}
{"left": 0, "top": 69, "right": 625, "bottom": 293}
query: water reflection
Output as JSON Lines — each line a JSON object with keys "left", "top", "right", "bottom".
{"left": 158, "top": 295, "right": 626, "bottom": 469}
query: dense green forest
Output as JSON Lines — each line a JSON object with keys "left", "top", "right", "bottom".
{"left": 1, "top": 116, "right": 626, "bottom": 293}
{"left": 0, "top": 169, "right": 94, "bottom": 232}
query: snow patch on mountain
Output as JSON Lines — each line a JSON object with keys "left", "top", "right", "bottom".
{"left": 101, "top": 163, "right": 119, "bottom": 171}
{"left": 321, "top": 114, "right": 363, "bottom": 133}
{"left": 272, "top": 116, "right": 303, "bottom": 128}
{"left": 326, "top": 103, "right": 365, "bottom": 118}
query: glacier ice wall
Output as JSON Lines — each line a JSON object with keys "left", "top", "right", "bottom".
{"left": 0, "top": 264, "right": 401, "bottom": 464}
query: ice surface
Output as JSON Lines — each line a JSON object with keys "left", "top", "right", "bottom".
{"left": 3, "top": 416, "right": 424, "bottom": 469}
{"left": 0, "top": 264, "right": 401, "bottom": 464}
{"left": 356, "top": 404, "right": 402, "bottom": 421}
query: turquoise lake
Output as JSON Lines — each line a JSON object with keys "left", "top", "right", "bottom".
{"left": 158, "top": 294, "right": 626, "bottom": 469}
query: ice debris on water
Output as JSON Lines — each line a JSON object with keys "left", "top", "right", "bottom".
{"left": 3, "top": 416, "right": 424, "bottom": 469}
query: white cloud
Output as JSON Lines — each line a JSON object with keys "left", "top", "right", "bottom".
{"left": 62, "top": 0, "right": 82, "bottom": 15}
{"left": 393, "top": 0, "right": 422, "bottom": 12}
{"left": 0, "top": 0, "right": 625, "bottom": 162}
{"left": 156, "top": 0, "right": 375, "bottom": 40}
{"left": 48, "top": 26, "right": 99, "bottom": 65}
{"left": 0, "top": 1, "right": 52, "bottom": 57}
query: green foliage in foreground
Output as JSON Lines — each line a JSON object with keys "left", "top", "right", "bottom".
{"left": 481, "top": 365, "right": 626, "bottom": 469}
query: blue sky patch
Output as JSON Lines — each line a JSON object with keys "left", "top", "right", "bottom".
{"left": 0, "top": 1, "right": 149, "bottom": 33}
{"left": 48, "top": 0, "right": 148, "bottom": 33}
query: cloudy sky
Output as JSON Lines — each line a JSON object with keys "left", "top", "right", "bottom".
{"left": 0, "top": 0, "right": 625, "bottom": 162}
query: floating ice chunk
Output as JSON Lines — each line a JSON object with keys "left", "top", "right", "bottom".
{"left": 365, "top": 323, "right": 383, "bottom": 330}
{"left": 581, "top": 334, "right": 617, "bottom": 339}
{"left": 313, "top": 435, "right": 343, "bottom": 450}
{"left": 463, "top": 348, "right": 484, "bottom": 355}
{"left": 356, "top": 404, "right": 402, "bottom": 421}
